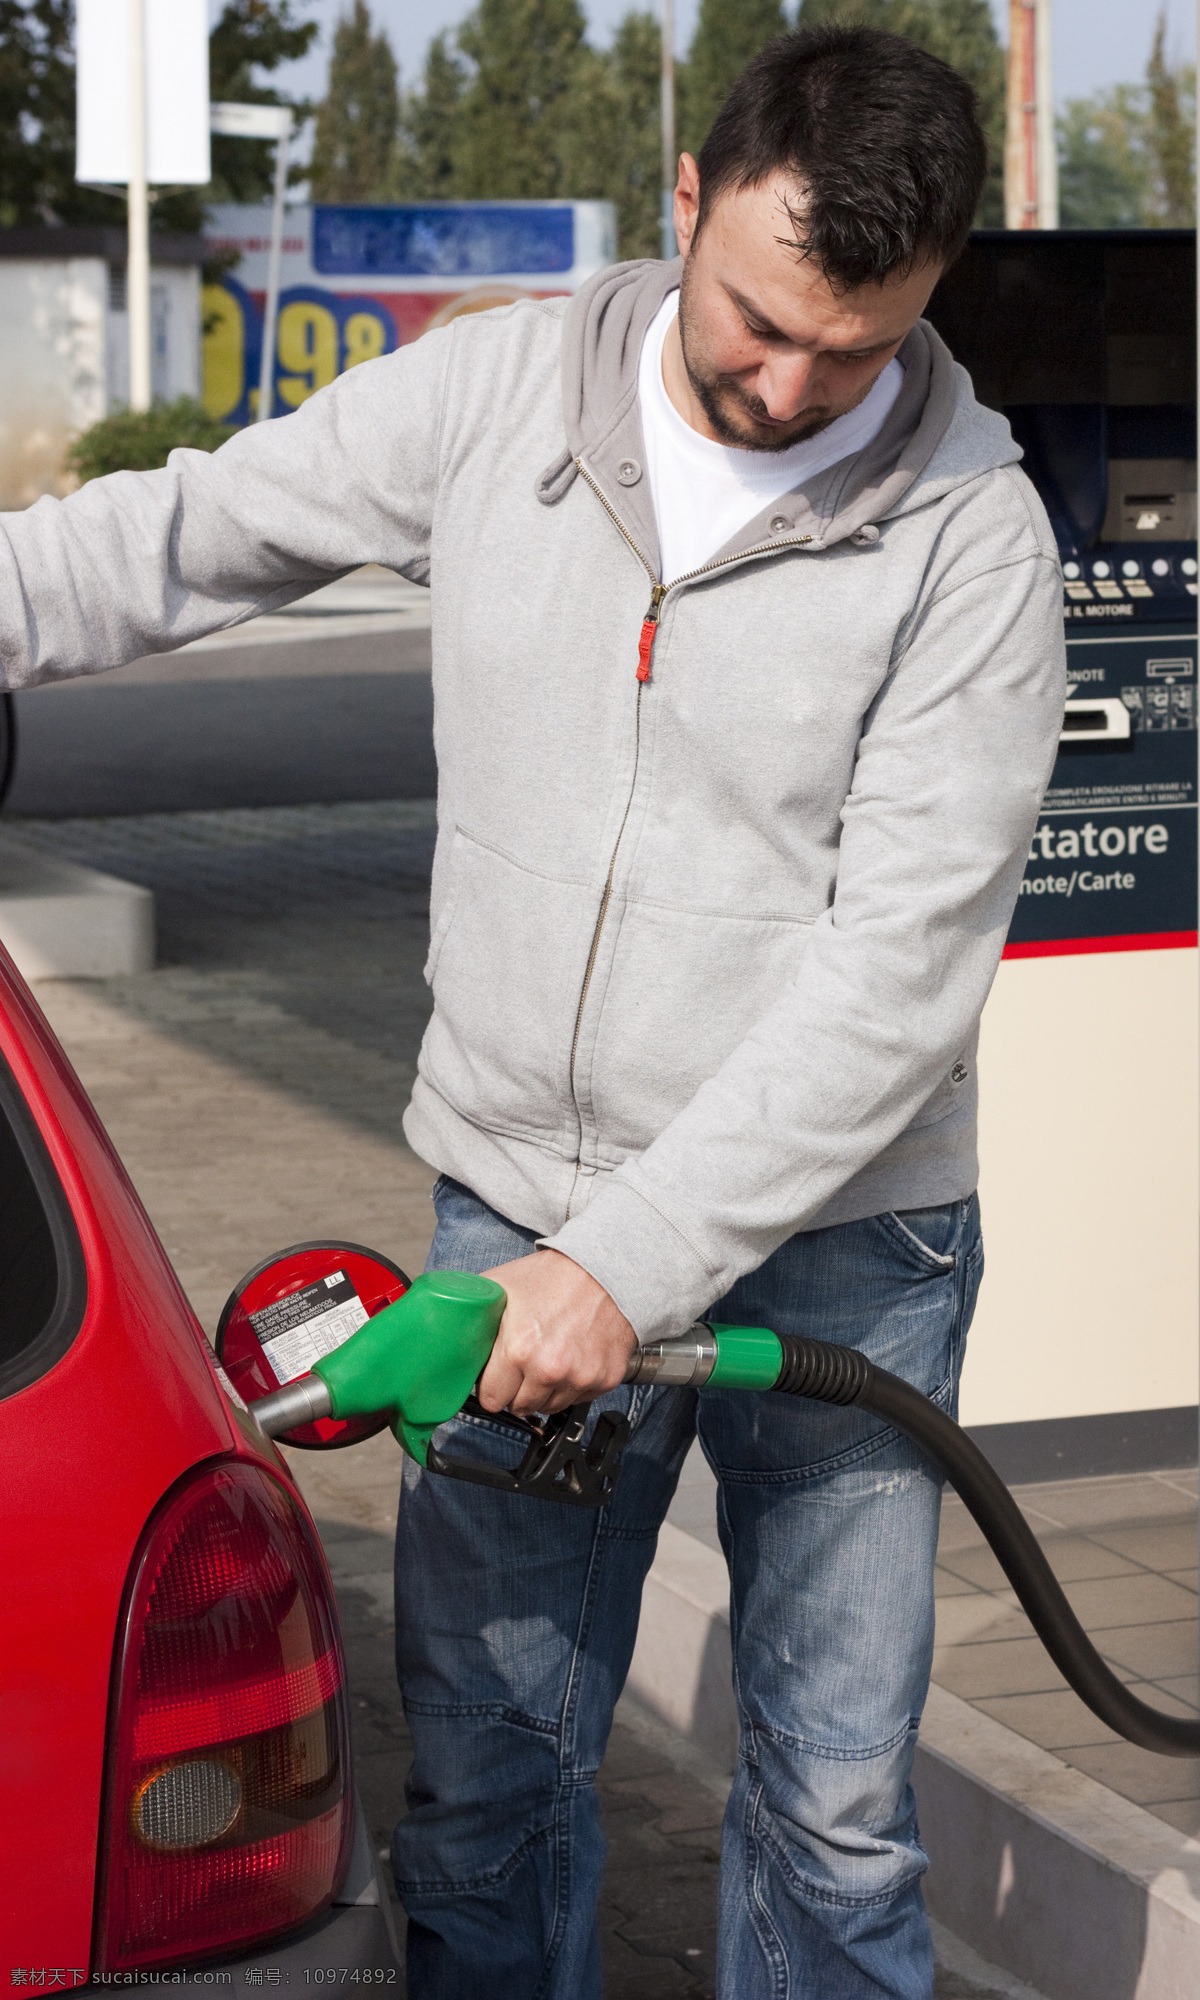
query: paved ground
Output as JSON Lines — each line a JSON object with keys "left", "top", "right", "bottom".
{"left": 15, "top": 796, "right": 1047, "bottom": 1997}
{"left": 6, "top": 571, "right": 434, "bottom": 817}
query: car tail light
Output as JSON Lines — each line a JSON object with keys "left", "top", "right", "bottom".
{"left": 94, "top": 1461, "right": 353, "bottom": 1970}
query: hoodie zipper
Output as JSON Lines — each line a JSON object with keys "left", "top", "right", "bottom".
{"left": 564, "top": 459, "right": 813, "bottom": 1208}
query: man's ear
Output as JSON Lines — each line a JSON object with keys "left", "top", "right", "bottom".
{"left": 674, "top": 153, "right": 701, "bottom": 260}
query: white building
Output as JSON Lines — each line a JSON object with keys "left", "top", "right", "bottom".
{"left": 0, "top": 226, "right": 204, "bottom": 511}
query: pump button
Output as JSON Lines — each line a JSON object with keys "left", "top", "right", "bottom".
{"left": 1152, "top": 559, "right": 1171, "bottom": 577}
{"left": 1183, "top": 558, "right": 1198, "bottom": 577}
{"left": 1062, "top": 561, "right": 1081, "bottom": 580}
{"left": 1122, "top": 560, "right": 1141, "bottom": 578}
{"left": 1092, "top": 561, "right": 1112, "bottom": 578}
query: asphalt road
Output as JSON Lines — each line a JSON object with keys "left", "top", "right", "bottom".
{"left": 6, "top": 624, "right": 435, "bottom": 817}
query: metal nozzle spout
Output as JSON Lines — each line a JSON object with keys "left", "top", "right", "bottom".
{"left": 623, "top": 1325, "right": 718, "bottom": 1388}
{"left": 250, "top": 1373, "right": 335, "bottom": 1438}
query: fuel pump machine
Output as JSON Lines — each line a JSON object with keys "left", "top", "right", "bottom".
{"left": 925, "top": 231, "right": 1199, "bottom": 1474}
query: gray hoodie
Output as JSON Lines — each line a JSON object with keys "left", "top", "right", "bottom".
{"left": 0, "top": 257, "right": 1065, "bottom": 1343}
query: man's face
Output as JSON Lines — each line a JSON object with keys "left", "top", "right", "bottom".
{"left": 673, "top": 162, "right": 943, "bottom": 453}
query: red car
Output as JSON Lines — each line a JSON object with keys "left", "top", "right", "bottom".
{"left": 0, "top": 941, "right": 401, "bottom": 1978}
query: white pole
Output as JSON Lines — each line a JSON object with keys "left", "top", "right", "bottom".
{"left": 1034, "top": 0, "right": 1058, "bottom": 228}
{"left": 661, "top": 0, "right": 677, "bottom": 259}
{"left": 127, "top": 0, "right": 151, "bottom": 411}
{"left": 256, "top": 112, "right": 291, "bottom": 423}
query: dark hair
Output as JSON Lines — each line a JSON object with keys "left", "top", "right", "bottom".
{"left": 696, "top": 25, "right": 987, "bottom": 289}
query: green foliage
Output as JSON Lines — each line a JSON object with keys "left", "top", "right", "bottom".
{"left": 0, "top": 1, "right": 314, "bottom": 236}
{"left": 1057, "top": 14, "right": 1194, "bottom": 229}
{"left": 66, "top": 398, "right": 236, "bottom": 483}
{"left": 449, "top": 0, "right": 590, "bottom": 201}
{"left": 395, "top": 32, "right": 467, "bottom": 199}
{"left": 1057, "top": 89, "right": 1148, "bottom": 229}
{"left": 795, "top": 0, "right": 1005, "bottom": 224}
{"left": 598, "top": 12, "right": 663, "bottom": 258}
{"left": 1145, "top": 14, "right": 1194, "bottom": 225}
{"left": 679, "top": 0, "right": 787, "bottom": 162}
{"left": 206, "top": 0, "right": 318, "bottom": 208}
{"left": 310, "top": 0, "right": 399, "bottom": 202}
{"left": 0, "top": 0, "right": 113, "bottom": 227}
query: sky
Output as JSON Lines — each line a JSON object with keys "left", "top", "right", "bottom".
{"left": 213, "top": 0, "right": 1197, "bottom": 109}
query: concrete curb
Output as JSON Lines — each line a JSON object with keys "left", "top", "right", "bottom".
{"left": 626, "top": 1523, "right": 1200, "bottom": 2000}
{"left": 0, "top": 833, "right": 154, "bottom": 978}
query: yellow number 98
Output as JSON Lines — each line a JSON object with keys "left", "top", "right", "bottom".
{"left": 276, "top": 301, "right": 339, "bottom": 408}
{"left": 343, "top": 312, "right": 387, "bottom": 369}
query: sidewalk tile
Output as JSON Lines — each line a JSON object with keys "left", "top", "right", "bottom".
{"left": 1058, "top": 1570, "right": 1200, "bottom": 1629}
{"left": 1087, "top": 1619, "right": 1200, "bottom": 1681}
{"left": 932, "top": 1635, "right": 1069, "bottom": 1699}
{"left": 1088, "top": 1521, "right": 1199, "bottom": 1569}
{"left": 972, "top": 1688, "right": 1120, "bottom": 1750}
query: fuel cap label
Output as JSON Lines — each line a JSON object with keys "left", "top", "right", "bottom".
{"left": 248, "top": 1270, "right": 369, "bottom": 1385}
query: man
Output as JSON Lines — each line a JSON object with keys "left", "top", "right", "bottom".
{"left": 0, "top": 25, "right": 1063, "bottom": 1998}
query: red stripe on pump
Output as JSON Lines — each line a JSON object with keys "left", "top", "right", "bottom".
{"left": 132, "top": 1642, "right": 343, "bottom": 1758}
{"left": 1002, "top": 930, "right": 1198, "bottom": 960}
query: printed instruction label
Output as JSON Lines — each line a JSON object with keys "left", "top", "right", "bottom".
{"left": 248, "top": 1270, "right": 368, "bottom": 1386}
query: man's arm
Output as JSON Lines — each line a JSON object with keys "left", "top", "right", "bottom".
{"left": 0, "top": 329, "right": 452, "bottom": 689}
{"left": 523, "top": 526, "right": 1065, "bottom": 1374}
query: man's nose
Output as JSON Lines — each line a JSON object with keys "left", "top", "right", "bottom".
{"left": 754, "top": 352, "right": 820, "bottom": 420}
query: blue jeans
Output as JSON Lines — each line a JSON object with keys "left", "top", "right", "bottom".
{"left": 393, "top": 1177, "right": 983, "bottom": 2000}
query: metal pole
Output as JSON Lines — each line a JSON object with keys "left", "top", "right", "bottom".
{"left": 127, "top": 0, "right": 151, "bottom": 410}
{"left": 1005, "top": 0, "right": 1036, "bottom": 228}
{"left": 660, "top": 0, "right": 677, "bottom": 260}
{"left": 256, "top": 112, "right": 291, "bottom": 423}
{"left": 1034, "top": 0, "right": 1058, "bottom": 228}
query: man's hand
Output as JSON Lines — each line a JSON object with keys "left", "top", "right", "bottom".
{"left": 476, "top": 1249, "right": 637, "bottom": 1417}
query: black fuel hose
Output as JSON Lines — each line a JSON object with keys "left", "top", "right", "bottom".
{"left": 773, "top": 1334, "right": 1200, "bottom": 1757}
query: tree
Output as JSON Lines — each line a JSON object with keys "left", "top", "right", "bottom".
{"left": 396, "top": 31, "right": 467, "bottom": 199}
{"left": 207, "top": 0, "right": 318, "bottom": 208}
{"left": 0, "top": 0, "right": 111, "bottom": 227}
{"left": 1145, "top": 12, "right": 1194, "bottom": 225}
{"left": 794, "top": 0, "right": 1006, "bottom": 223}
{"left": 1056, "top": 13, "right": 1194, "bottom": 229}
{"left": 678, "top": 0, "right": 787, "bottom": 163}
{"left": 449, "top": 0, "right": 590, "bottom": 200}
{"left": 1057, "top": 88, "right": 1147, "bottom": 229}
{"left": 602, "top": 11, "right": 663, "bottom": 258}
{"left": 310, "top": 0, "right": 399, "bottom": 203}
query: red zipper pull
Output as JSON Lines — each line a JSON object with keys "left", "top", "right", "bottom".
{"left": 636, "top": 586, "right": 667, "bottom": 683}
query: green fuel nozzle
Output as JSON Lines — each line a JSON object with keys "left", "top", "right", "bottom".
{"left": 250, "top": 1269, "right": 505, "bottom": 1463}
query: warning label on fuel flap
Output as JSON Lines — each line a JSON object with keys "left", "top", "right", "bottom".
{"left": 249, "top": 1271, "right": 369, "bottom": 1385}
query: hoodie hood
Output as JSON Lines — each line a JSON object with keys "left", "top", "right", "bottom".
{"left": 537, "top": 257, "right": 1024, "bottom": 575}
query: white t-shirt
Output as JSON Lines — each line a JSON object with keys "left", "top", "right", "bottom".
{"left": 637, "top": 289, "right": 904, "bottom": 582}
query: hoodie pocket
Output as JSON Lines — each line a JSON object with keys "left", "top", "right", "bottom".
{"left": 419, "top": 827, "right": 593, "bottom": 1140}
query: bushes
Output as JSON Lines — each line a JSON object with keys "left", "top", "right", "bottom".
{"left": 66, "top": 397, "right": 237, "bottom": 484}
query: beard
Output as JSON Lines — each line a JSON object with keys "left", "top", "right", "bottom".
{"left": 676, "top": 267, "right": 866, "bottom": 453}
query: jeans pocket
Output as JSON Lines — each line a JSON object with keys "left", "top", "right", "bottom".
{"left": 878, "top": 1203, "right": 960, "bottom": 1273}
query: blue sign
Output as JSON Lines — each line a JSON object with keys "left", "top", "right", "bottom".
{"left": 1007, "top": 628, "right": 1198, "bottom": 953}
{"left": 311, "top": 204, "right": 576, "bottom": 278}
